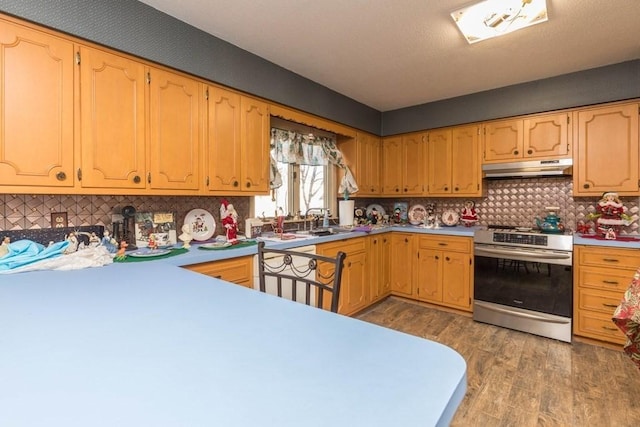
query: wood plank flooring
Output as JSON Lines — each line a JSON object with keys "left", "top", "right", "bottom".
{"left": 356, "top": 297, "right": 640, "bottom": 426}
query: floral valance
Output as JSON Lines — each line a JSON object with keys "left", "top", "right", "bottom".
{"left": 270, "top": 128, "right": 358, "bottom": 196}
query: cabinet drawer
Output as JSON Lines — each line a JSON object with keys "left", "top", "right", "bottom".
{"left": 575, "top": 309, "right": 626, "bottom": 345}
{"left": 184, "top": 256, "right": 253, "bottom": 287}
{"left": 578, "top": 246, "right": 640, "bottom": 270}
{"left": 419, "top": 235, "right": 471, "bottom": 252}
{"left": 577, "top": 267, "right": 635, "bottom": 292}
{"left": 577, "top": 288, "right": 623, "bottom": 314}
{"left": 318, "top": 237, "right": 366, "bottom": 255}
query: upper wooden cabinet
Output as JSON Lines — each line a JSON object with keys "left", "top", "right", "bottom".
{"left": 427, "top": 124, "right": 481, "bottom": 197}
{"left": 205, "top": 86, "right": 270, "bottom": 194}
{"left": 483, "top": 112, "right": 571, "bottom": 163}
{"left": 148, "top": 67, "right": 201, "bottom": 191}
{"left": 574, "top": 102, "right": 640, "bottom": 196}
{"left": 78, "top": 45, "right": 147, "bottom": 190}
{"left": 381, "top": 133, "right": 425, "bottom": 196}
{"left": 0, "top": 20, "right": 75, "bottom": 188}
{"left": 339, "top": 132, "right": 381, "bottom": 196}
{"left": 79, "top": 46, "right": 202, "bottom": 192}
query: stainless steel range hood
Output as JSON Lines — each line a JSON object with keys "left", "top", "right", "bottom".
{"left": 482, "top": 158, "right": 573, "bottom": 179}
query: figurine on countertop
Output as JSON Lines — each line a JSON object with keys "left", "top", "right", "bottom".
{"left": 63, "top": 232, "right": 79, "bottom": 254}
{"left": 179, "top": 223, "right": 193, "bottom": 249}
{"left": 147, "top": 234, "right": 158, "bottom": 250}
{"left": 587, "top": 191, "right": 631, "bottom": 237}
{"left": 368, "top": 207, "right": 382, "bottom": 225}
{"left": 115, "top": 240, "right": 128, "bottom": 260}
{"left": 101, "top": 230, "right": 118, "bottom": 253}
{"left": 220, "top": 198, "right": 239, "bottom": 243}
{"left": 461, "top": 200, "right": 479, "bottom": 227}
{"left": 0, "top": 236, "right": 10, "bottom": 258}
{"left": 88, "top": 232, "right": 101, "bottom": 247}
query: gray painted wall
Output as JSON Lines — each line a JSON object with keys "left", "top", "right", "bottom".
{"left": 381, "top": 60, "right": 640, "bottom": 136}
{"left": 0, "top": 0, "right": 381, "bottom": 134}
{"left": 1, "top": 0, "right": 638, "bottom": 137}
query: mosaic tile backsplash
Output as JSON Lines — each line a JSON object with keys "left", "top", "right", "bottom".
{"left": 1, "top": 177, "right": 639, "bottom": 236}
{"left": 0, "top": 194, "right": 250, "bottom": 237}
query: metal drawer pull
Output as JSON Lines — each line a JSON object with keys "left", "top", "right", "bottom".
{"left": 602, "top": 280, "right": 619, "bottom": 285}
{"left": 602, "top": 258, "right": 620, "bottom": 262}
{"left": 602, "top": 303, "right": 618, "bottom": 308}
{"left": 601, "top": 326, "right": 618, "bottom": 332}
{"left": 438, "top": 242, "right": 448, "bottom": 246}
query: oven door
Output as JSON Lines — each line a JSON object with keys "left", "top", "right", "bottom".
{"left": 473, "top": 244, "right": 573, "bottom": 318}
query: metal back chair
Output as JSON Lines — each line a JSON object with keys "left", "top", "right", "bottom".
{"left": 256, "top": 241, "right": 346, "bottom": 313}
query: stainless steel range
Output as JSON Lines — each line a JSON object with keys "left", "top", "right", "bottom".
{"left": 473, "top": 226, "right": 573, "bottom": 342}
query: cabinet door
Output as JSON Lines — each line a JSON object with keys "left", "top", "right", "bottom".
{"left": 340, "top": 250, "right": 368, "bottom": 315}
{"left": 415, "top": 248, "right": 442, "bottom": 302}
{"left": 483, "top": 118, "right": 523, "bottom": 162}
{"left": 79, "top": 46, "right": 146, "bottom": 189}
{"left": 359, "top": 132, "right": 381, "bottom": 195}
{"left": 369, "top": 235, "right": 391, "bottom": 302}
{"left": 240, "top": 96, "right": 270, "bottom": 193}
{"left": 206, "top": 86, "right": 242, "bottom": 192}
{"left": 402, "top": 133, "right": 425, "bottom": 195}
{"left": 0, "top": 21, "right": 74, "bottom": 187}
{"left": 381, "top": 136, "right": 403, "bottom": 195}
{"left": 451, "top": 125, "right": 481, "bottom": 196}
{"left": 427, "top": 129, "right": 452, "bottom": 195}
{"left": 442, "top": 251, "right": 471, "bottom": 310}
{"left": 148, "top": 67, "right": 201, "bottom": 191}
{"left": 523, "top": 112, "right": 571, "bottom": 159}
{"left": 389, "top": 234, "right": 414, "bottom": 296}
{"left": 574, "top": 103, "right": 639, "bottom": 196}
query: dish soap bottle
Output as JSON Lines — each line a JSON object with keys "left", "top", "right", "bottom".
{"left": 323, "top": 209, "right": 330, "bottom": 228}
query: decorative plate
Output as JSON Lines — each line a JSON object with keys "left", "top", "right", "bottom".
{"left": 128, "top": 248, "right": 171, "bottom": 258}
{"left": 441, "top": 210, "right": 460, "bottom": 227}
{"left": 408, "top": 204, "right": 428, "bottom": 225}
{"left": 199, "top": 241, "right": 232, "bottom": 250}
{"left": 184, "top": 209, "right": 216, "bottom": 241}
{"left": 366, "top": 204, "right": 386, "bottom": 217}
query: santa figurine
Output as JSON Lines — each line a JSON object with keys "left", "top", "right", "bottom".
{"left": 220, "top": 199, "right": 239, "bottom": 243}
{"left": 595, "top": 192, "right": 628, "bottom": 236}
{"left": 461, "top": 200, "right": 479, "bottom": 226}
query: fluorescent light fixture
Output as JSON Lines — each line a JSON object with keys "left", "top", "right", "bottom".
{"left": 451, "top": 0, "right": 548, "bottom": 44}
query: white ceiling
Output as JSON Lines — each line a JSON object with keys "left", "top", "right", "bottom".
{"left": 138, "top": 0, "right": 640, "bottom": 112}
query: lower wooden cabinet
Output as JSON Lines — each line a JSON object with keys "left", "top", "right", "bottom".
{"left": 317, "top": 237, "right": 368, "bottom": 316}
{"left": 573, "top": 245, "right": 639, "bottom": 345}
{"left": 368, "top": 234, "right": 391, "bottom": 303}
{"left": 415, "top": 235, "right": 473, "bottom": 311}
{"left": 184, "top": 256, "right": 253, "bottom": 288}
{"left": 389, "top": 233, "right": 416, "bottom": 297}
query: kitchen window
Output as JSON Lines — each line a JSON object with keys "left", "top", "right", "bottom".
{"left": 253, "top": 119, "right": 356, "bottom": 220}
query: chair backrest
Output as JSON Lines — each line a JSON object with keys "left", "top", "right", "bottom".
{"left": 256, "top": 241, "right": 346, "bottom": 313}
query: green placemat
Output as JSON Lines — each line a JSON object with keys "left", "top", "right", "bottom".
{"left": 197, "top": 240, "right": 258, "bottom": 250}
{"left": 114, "top": 247, "right": 189, "bottom": 263}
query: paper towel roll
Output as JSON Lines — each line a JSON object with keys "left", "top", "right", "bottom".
{"left": 339, "top": 200, "right": 355, "bottom": 227}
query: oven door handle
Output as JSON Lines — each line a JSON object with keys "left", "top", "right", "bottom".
{"left": 474, "top": 247, "right": 571, "bottom": 261}
{"left": 474, "top": 301, "right": 571, "bottom": 324}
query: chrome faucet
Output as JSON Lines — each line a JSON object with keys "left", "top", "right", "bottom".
{"left": 304, "top": 207, "right": 326, "bottom": 231}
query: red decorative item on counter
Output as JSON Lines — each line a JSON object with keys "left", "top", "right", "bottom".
{"left": 220, "top": 199, "right": 239, "bottom": 243}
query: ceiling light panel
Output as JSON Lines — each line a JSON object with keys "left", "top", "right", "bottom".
{"left": 451, "top": 0, "right": 549, "bottom": 44}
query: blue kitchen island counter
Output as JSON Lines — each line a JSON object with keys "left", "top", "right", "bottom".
{"left": 0, "top": 262, "right": 467, "bottom": 427}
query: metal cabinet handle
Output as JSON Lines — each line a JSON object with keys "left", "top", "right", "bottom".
{"left": 435, "top": 255, "right": 439, "bottom": 260}
{"left": 56, "top": 171, "right": 66, "bottom": 181}
{"left": 527, "top": 149, "right": 533, "bottom": 154}
{"left": 438, "top": 242, "right": 448, "bottom": 246}
{"left": 513, "top": 150, "right": 519, "bottom": 155}
{"left": 602, "top": 303, "right": 618, "bottom": 308}
{"left": 444, "top": 187, "right": 448, "bottom": 191}
{"left": 602, "top": 258, "right": 620, "bottom": 263}
{"left": 583, "top": 183, "right": 590, "bottom": 189}
{"left": 246, "top": 182, "right": 251, "bottom": 188}
{"left": 233, "top": 181, "right": 239, "bottom": 187}
{"left": 601, "top": 326, "right": 618, "bottom": 332}
{"left": 133, "top": 175, "right": 141, "bottom": 184}
{"left": 445, "top": 256, "right": 450, "bottom": 261}
{"left": 602, "top": 280, "right": 619, "bottom": 285}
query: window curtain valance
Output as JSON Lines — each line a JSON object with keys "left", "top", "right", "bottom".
{"left": 269, "top": 128, "right": 358, "bottom": 197}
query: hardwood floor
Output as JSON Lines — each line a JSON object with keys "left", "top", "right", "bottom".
{"left": 356, "top": 297, "right": 640, "bottom": 426}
